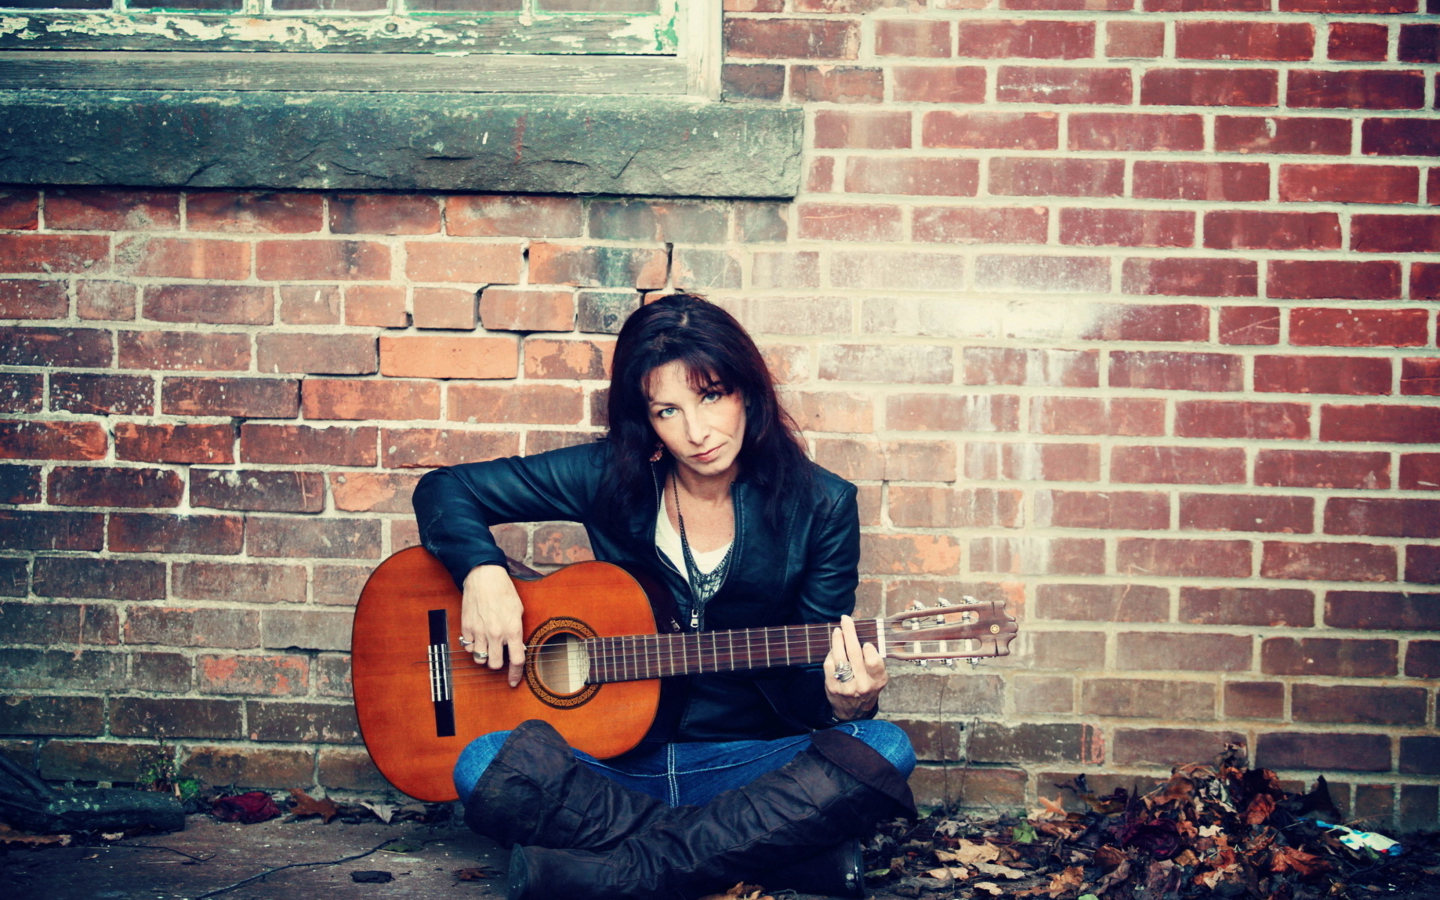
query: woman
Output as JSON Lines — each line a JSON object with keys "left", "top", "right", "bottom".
{"left": 412, "top": 294, "right": 915, "bottom": 900}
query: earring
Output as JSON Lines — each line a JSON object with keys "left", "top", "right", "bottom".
{"left": 649, "top": 444, "right": 665, "bottom": 463}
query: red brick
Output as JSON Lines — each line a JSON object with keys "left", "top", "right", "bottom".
{"left": 117, "top": 331, "right": 251, "bottom": 371}
{"left": 1145, "top": 0, "right": 1269, "bottom": 9}
{"left": 969, "top": 536, "right": 1104, "bottom": 575}
{"left": 1219, "top": 306, "right": 1279, "bottom": 345}
{"left": 875, "top": 19, "right": 951, "bottom": 57}
{"left": 0, "top": 279, "right": 67, "bottom": 319}
{"left": 844, "top": 157, "right": 978, "bottom": 196}
{"left": 1176, "top": 22, "right": 1315, "bottom": 60}
{"left": 1141, "top": 68, "right": 1279, "bottom": 106}
{"left": 480, "top": 287, "right": 577, "bottom": 331}
{"left": 955, "top": 20, "right": 1094, "bottom": 58}
{"left": 1118, "top": 632, "right": 1254, "bottom": 672}
{"left": 76, "top": 280, "right": 136, "bottom": 321}
{"left": 921, "top": 110, "right": 1059, "bottom": 149}
{"left": 751, "top": 251, "right": 820, "bottom": 289}
{"left": 1254, "top": 355, "right": 1390, "bottom": 396}
{"left": 0, "top": 509, "right": 103, "bottom": 551}
{"left": 1270, "top": 260, "right": 1402, "bottom": 301}
{"left": 1106, "top": 20, "right": 1164, "bottom": 58}
{"left": 524, "top": 338, "right": 612, "bottom": 381}
{"left": 49, "top": 466, "right": 183, "bottom": 508}
{"left": 1295, "top": 684, "right": 1426, "bottom": 725}
{"left": 888, "top": 486, "right": 1022, "bottom": 528}
{"left": 1262, "top": 541, "right": 1397, "bottom": 581}
{"left": 445, "top": 195, "right": 582, "bottom": 238}
{"left": 197, "top": 654, "right": 310, "bottom": 697}
{"left": 116, "top": 423, "right": 234, "bottom": 464}
{"left": 124, "top": 605, "right": 259, "bottom": 649}
{"left": 449, "top": 384, "right": 584, "bottom": 425}
{"left": 192, "top": 468, "right": 327, "bottom": 513}
{"left": 585, "top": 200, "right": 729, "bottom": 245}
{"left": 1229, "top": 681, "right": 1288, "bottom": 718}
{"left": 0, "top": 327, "right": 111, "bottom": 370}
{"left": 247, "top": 517, "right": 381, "bottom": 560}
{"left": 239, "top": 424, "right": 377, "bottom": 466}
{"left": 1030, "top": 397, "right": 1165, "bottom": 435}
{"left": 1111, "top": 446, "right": 1247, "bottom": 484}
{"left": 1181, "top": 587, "right": 1315, "bottom": 626}
{"left": 1133, "top": 161, "right": 1269, "bottom": 201}
{"left": 725, "top": 17, "right": 860, "bottom": 59}
{"left": 330, "top": 471, "right": 420, "bottom": 514}
{"left": 913, "top": 207, "right": 1049, "bottom": 244}
{"left": 961, "top": 347, "right": 1097, "bottom": 387}
{"left": 1180, "top": 493, "right": 1313, "bottom": 533}
{"left": 736, "top": 298, "right": 853, "bottom": 336}
{"left": 813, "top": 110, "right": 911, "bottom": 149}
{"left": 1012, "top": 0, "right": 1131, "bottom": 7}
{"left": 1035, "top": 489, "right": 1169, "bottom": 529}
{"left": 1110, "top": 350, "right": 1242, "bottom": 392}
{"left": 0, "top": 374, "right": 42, "bottom": 415}
{"left": 46, "top": 188, "right": 179, "bottom": 231}
{"left": 378, "top": 335, "right": 517, "bottom": 379}
{"left": 1258, "top": 449, "right": 1391, "bottom": 489}
{"left": 1407, "top": 640, "right": 1440, "bottom": 677}
{"left": 989, "top": 158, "right": 1123, "bottom": 197}
{"left": 527, "top": 243, "right": 663, "bottom": 288}
{"left": 1122, "top": 258, "right": 1257, "bottom": 297}
{"left": 161, "top": 377, "right": 299, "bottom": 418}
{"left": 256, "top": 333, "right": 376, "bottom": 376}
{"left": 186, "top": 191, "right": 324, "bottom": 233}
{"left": 1324, "top": 404, "right": 1440, "bottom": 443}
{"left": 1412, "top": 263, "right": 1440, "bottom": 299}
{"left": 1326, "top": 497, "right": 1440, "bottom": 538}
{"left": 892, "top": 66, "right": 986, "bottom": 103}
{"left": 1352, "top": 214, "right": 1440, "bottom": 253}
{"left": 0, "top": 190, "right": 39, "bottom": 229}
{"left": 789, "top": 65, "right": 883, "bottom": 103}
{"left": 1290, "top": 308, "right": 1428, "bottom": 347}
{"left": 1328, "top": 589, "right": 1440, "bottom": 630}
{"left": 974, "top": 254, "right": 1110, "bottom": 292}
{"left": 345, "top": 285, "right": 408, "bottom": 328}
{"left": 1068, "top": 114, "right": 1203, "bottom": 151}
{"left": 1280, "top": 164, "right": 1419, "bottom": 204}
{"left": 0, "top": 234, "right": 109, "bottom": 274}
{"left": 1084, "top": 679, "right": 1217, "bottom": 719}
{"left": 1206, "top": 211, "right": 1341, "bottom": 250}
{"left": 1407, "top": 546, "right": 1440, "bottom": 583}
{"left": 1362, "top": 118, "right": 1440, "bottom": 156}
{"left": 1216, "top": 115, "right": 1352, "bottom": 154}
{"left": 1177, "top": 400, "right": 1311, "bottom": 440}
{"left": 1118, "top": 538, "right": 1252, "bottom": 577}
{"left": 723, "top": 63, "right": 785, "bottom": 101}
{"left": 1262, "top": 636, "right": 1397, "bottom": 677}
{"left": 1402, "top": 357, "right": 1440, "bottom": 396}
{"left": 997, "top": 66, "right": 1130, "bottom": 104}
{"left": 1257, "top": 731, "right": 1391, "bottom": 773}
{"left": 115, "top": 236, "right": 248, "bottom": 280}
{"left": 886, "top": 393, "right": 1019, "bottom": 432}
{"left": 277, "top": 284, "right": 340, "bottom": 325}
{"left": 0, "top": 420, "right": 107, "bottom": 461}
{"left": 254, "top": 239, "right": 389, "bottom": 281}
{"left": 302, "top": 378, "right": 440, "bottom": 421}
{"left": 797, "top": 203, "right": 902, "bottom": 241}
{"left": 1059, "top": 209, "right": 1194, "bottom": 247}
{"left": 410, "top": 287, "right": 476, "bottom": 330}
{"left": 1329, "top": 22, "right": 1389, "bottom": 61}
{"left": 966, "top": 442, "right": 1100, "bottom": 482}
{"left": 329, "top": 194, "right": 439, "bottom": 235}
{"left": 820, "top": 343, "right": 952, "bottom": 384}
{"left": 860, "top": 533, "right": 961, "bottom": 575}
{"left": 1278, "top": 0, "right": 1416, "bottom": 9}
{"left": 108, "top": 512, "right": 243, "bottom": 555}
{"left": 1289, "top": 69, "right": 1425, "bottom": 109}
{"left": 1036, "top": 583, "right": 1169, "bottom": 622}
{"left": 380, "top": 427, "right": 518, "bottom": 468}
{"left": 1400, "top": 453, "right": 1440, "bottom": 490}
{"left": 1399, "top": 22, "right": 1438, "bottom": 62}
{"left": 142, "top": 284, "right": 273, "bottom": 325}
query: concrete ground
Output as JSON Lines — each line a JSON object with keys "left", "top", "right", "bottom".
{"left": 0, "top": 812, "right": 874, "bottom": 900}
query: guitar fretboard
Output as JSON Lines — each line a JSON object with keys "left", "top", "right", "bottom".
{"left": 586, "top": 620, "right": 881, "bottom": 683}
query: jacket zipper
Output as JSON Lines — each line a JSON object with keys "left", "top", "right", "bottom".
{"left": 649, "top": 464, "right": 741, "bottom": 633}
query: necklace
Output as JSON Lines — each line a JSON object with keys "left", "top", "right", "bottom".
{"left": 672, "top": 476, "right": 734, "bottom": 629}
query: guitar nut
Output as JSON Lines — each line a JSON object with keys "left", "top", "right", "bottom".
{"left": 989, "top": 624, "right": 1000, "bottom": 633}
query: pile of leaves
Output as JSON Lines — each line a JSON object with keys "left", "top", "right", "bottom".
{"left": 865, "top": 747, "right": 1438, "bottom": 900}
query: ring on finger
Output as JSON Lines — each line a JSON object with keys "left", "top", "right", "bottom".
{"left": 459, "top": 637, "right": 473, "bottom": 647}
{"left": 834, "top": 662, "right": 855, "bottom": 683}
{"left": 475, "top": 651, "right": 489, "bottom": 660}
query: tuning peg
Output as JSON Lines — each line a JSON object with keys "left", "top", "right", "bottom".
{"left": 968, "top": 658, "right": 981, "bottom": 668}
{"left": 915, "top": 659, "right": 929, "bottom": 667}
{"left": 962, "top": 595, "right": 978, "bottom": 604}
{"left": 943, "top": 658, "right": 958, "bottom": 667}
{"left": 910, "top": 600, "right": 927, "bottom": 610}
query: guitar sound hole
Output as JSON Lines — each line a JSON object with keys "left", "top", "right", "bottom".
{"left": 535, "top": 631, "right": 589, "bottom": 696}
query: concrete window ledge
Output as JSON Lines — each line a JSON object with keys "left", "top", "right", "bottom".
{"left": 0, "top": 91, "right": 803, "bottom": 200}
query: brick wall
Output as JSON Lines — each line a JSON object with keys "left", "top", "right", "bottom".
{"left": 2, "top": 0, "right": 1438, "bottom": 831}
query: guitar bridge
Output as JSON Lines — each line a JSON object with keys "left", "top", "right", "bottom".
{"left": 427, "top": 609, "right": 456, "bottom": 737}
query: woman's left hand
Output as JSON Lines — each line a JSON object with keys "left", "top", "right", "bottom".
{"left": 823, "top": 614, "right": 887, "bottom": 721}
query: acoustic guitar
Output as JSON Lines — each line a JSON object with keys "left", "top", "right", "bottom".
{"left": 351, "top": 546, "right": 1018, "bottom": 802}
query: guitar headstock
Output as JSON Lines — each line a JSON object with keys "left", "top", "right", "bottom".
{"left": 880, "top": 597, "right": 1017, "bottom": 662}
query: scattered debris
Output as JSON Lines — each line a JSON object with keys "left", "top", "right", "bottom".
{"left": 698, "top": 884, "right": 774, "bottom": 900}
{"left": 287, "top": 788, "right": 339, "bottom": 824}
{"left": 210, "top": 791, "right": 281, "bottom": 825}
{"left": 863, "top": 746, "right": 1437, "bottom": 900}
{"left": 350, "top": 869, "right": 393, "bottom": 883}
{"left": 454, "top": 865, "right": 503, "bottom": 880}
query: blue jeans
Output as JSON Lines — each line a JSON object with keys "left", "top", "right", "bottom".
{"left": 454, "top": 720, "right": 915, "bottom": 808}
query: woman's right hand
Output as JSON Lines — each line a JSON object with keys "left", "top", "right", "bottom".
{"left": 461, "top": 564, "right": 527, "bottom": 687}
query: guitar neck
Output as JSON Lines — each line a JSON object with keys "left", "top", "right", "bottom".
{"left": 586, "top": 620, "right": 880, "bottom": 683}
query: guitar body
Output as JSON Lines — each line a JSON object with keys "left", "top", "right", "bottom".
{"left": 351, "top": 546, "right": 663, "bottom": 802}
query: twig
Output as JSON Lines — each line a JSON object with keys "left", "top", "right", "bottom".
{"left": 194, "top": 837, "right": 399, "bottom": 899}
{"left": 110, "top": 842, "right": 216, "bottom": 862}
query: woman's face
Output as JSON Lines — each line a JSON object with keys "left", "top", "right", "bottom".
{"left": 646, "top": 360, "right": 746, "bottom": 483}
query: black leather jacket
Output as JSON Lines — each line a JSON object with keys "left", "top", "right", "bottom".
{"left": 411, "top": 441, "right": 863, "bottom": 743}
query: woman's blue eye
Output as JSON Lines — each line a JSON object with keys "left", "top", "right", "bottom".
{"left": 656, "top": 408, "right": 676, "bottom": 419}
{"left": 702, "top": 392, "right": 722, "bottom": 403}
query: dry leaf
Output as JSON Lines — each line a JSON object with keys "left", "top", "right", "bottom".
{"left": 0, "top": 823, "right": 71, "bottom": 847}
{"left": 696, "top": 883, "right": 770, "bottom": 900}
{"left": 1243, "top": 792, "right": 1276, "bottom": 826}
{"left": 454, "top": 866, "right": 503, "bottom": 880}
{"left": 1047, "top": 865, "right": 1086, "bottom": 898}
{"left": 288, "top": 788, "right": 339, "bottom": 823}
{"left": 360, "top": 800, "right": 394, "bottom": 824}
{"left": 1034, "top": 794, "right": 1067, "bottom": 818}
{"left": 977, "top": 861, "right": 1027, "bottom": 880}
{"left": 924, "top": 865, "right": 969, "bottom": 881}
{"left": 974, "top": 881, "right": 1004, "bottom": 896}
